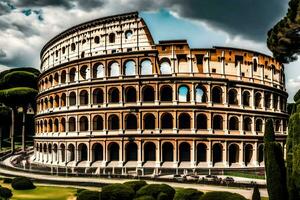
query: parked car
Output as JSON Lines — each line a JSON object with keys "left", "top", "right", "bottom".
{"left": 187, "top": 175, "right": 199, "bottom": 181}
{"left": 223, "top": 177, "right": 235, "bottom": 184}
{"left": 172, "top": 174, "right": 187, "bottom": 182}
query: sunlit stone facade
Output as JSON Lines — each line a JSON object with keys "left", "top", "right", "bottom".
{"left": 33, "top": 12, "right": 288, "bottom": 172}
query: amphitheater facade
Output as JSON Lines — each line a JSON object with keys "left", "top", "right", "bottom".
{"left": 33, "top": 12, "right": 288, "bottom": 173}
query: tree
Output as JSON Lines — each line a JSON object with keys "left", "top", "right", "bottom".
{"left": 0, "top": 106, "right": 11, "bottom": 150}
{"left": 264, "top": 119, "right": 288, "bottom": 200}
{"left": 267, "top": 0, "right": 300, "bottom": 63}
{"left": 252, "top": 184, "right": 261, "bottom": 200}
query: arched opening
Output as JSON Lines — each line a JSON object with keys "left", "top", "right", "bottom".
{"left": 255, "top": 92, "right": 262, "bottom": 108}
{"left": 160, "top": 85, "right": 173, "bottom": 102}
{"left": 144, "top": 114, "right": 155, "bottom": 129}
{"left": 93, "top": 115, "right": 103, "bottom": 131}
{"left": 228, "top": 89, "right": 238, "bottom": 105}
{"left": 197, "top": 143, "right": 207, "bottom": 163}
{"left": 108, "top": 115, "right": 119, "bottom": 130}
{"left": 160, "top": 58, "right": 172, "bottom": 74}
{"left": 60, "top": 144, "right": 65, "bottom": 162}
{"left": 265, "top": 92, "right": 271, "bottom": 109}
{"left": 92, "top": 143, "right": 103, "bottom": 161}
{"left": 61, "top": 93, "right": 66, "bottom": 107}
{"left": 140, "top": 59, "right": 152, "bottom": 75}
{"left": 196, "top": 86, "right": 207, "bottom": 103}
{"left": 125, "top": 87, "right": 136, "bottom": 103}
{"left": 258, "top": 145, "right": 264, "bottom": 165}
{"left": 108, "top": 142, "right": 119, "bottom": 161}
{"left": 125, "top": 114, "right": 137, "bottom": 129}
{"left": 213, "top": 115, "right": 223, "bottom": 130}
{"left": 94, "top": 36, "right": 100, "bottom": 44}
{"left": 69, "top": 92, "right": 76, "bottom": 106}
{"left": 54, "top": 118, "right": 59, "bottom": 132}
{"left": 79, "top": 90, "right": 89, "bottom": 105}
{"left": 242, "top": 91, "right": 250, "bottom": 106}
{"left": 61, "top": 118, "right": 66, "bottom": 132}
{"left": 125, "top": 30, "right": 133, "bottom": 39}
{"left": 144, "top": 142, "right": 156, "bottom": 161}
{"left": 78, "top": 143, "right": 88, "bottom": 161}
{"left": 80, "top": 65, "right": 88, "bottom": 80}
{"left": 67, "top": 144, "right": 75, "bottom": 162}
{"left": 49, "top": 75, "right": 53, "bottom": 87}
{"left": 142, "top": 86, "right": 154, "bottom": 102}
{"left": 92, "top": 63, "right": 104, "bottom": 78}
{"left": 69, "top": 117, "right": 76, "bottom": 132}
{"left": 43, "top": 120, "right": 47, "bottom": 132}
{"left": 49, "top": 96, "right": 53, "bottom": 108}
{"left": 54, "top": 73, "right": 59, "bottom": 85}
{"left": 93, "top": 88, "right": 104, "bottom": 104}
{"left": 53, "top": 144, "right": 58, "bottom": 162}
{"left": 179, "top": 142, "right": 190, "bottom": 162}
{"left": 255, "top": 119, "right": 263, "bottom": 132}
{"left": 109, "top": 87, "right": 119, "bottom": 103}
{"left": 109, "top": 62, "right": 120, "bottom": 77}
{"left": 179, "top": 113, "right": 191, "bottom": 129}
{"left": 229, "top": 144, "right": 239, "bottom": 166}
{"left": 126, "top": 142, "right": 138, "bottom": 161}
{"left": 80, "top": 116, "right": 88, "bottom": 131}
{"left": 253, "top": 59, "right": 258, "bottom": 72}
{"left": 212, "top": 87, "right": 222, "bottom": 103}
{"left": 212, "top": 143, "right": 223, "bottom": 165}
{"left": 244, "top": 117, "right": 252, "bottom": 131}
{"left": 161, "top": 113, "right": 173, "bottom": 129}
{"left": 48, "top": 143, "right": 52, "bottom": 154}
{"left": 69, "top": 68, "right": 76, "bottom": 83}
{"left": 229, "top": 116, "right": 239, "bottom": 130}
{"left": 48, "top": 119, "right": 53, "bottom": 132}
{"left": 61, "top": 71, "right": 66, "bottom": 83}
{"left": 244, "top": 144, "right": 253, "bottom": 166}
{"left": 109, "top": 33, "right": 115, "bottom": 43}
{"left": 197, "top": 114, "right": 207, "bottom": 129}
{"left": 162, "top": 142, "right": 173, "bottom": 162}
{"left": 178, "top": 85, "right": 190, "bottom": 102}
{"left": 275, "top": 120, "right": 281, "bottom": 132}
{"left": 124, "top": 60, "right": 136, "bottom": 76}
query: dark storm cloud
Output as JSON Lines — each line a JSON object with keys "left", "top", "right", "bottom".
{"left": 13, "top": 0, "right": 73, "bottom": 9}
{"left": 0, "top": 1, "right": 12, "bottom": 15}
{"left": 165, "top": 0, "right": 288, "bottom": 41}
{"left": 76, "top": 0, "right": 104, "bottom": 10}
{"left": 0, "top": 49, "right": 6, "bottom": 58}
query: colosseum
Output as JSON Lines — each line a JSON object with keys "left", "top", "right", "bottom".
{"left": 33, "top": 12, "right": 288, "bottom": 175}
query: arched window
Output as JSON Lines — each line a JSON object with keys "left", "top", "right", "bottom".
{"left": 109, "top": 62, "right": 120, "bottom": 77}
{"left": 258, "top": 145, "right": 264, "bottom": 164}
{"left": 160, "top": 85, "right": 172, "bottom": 102}
{"left": 179, "top": 113, "right": 191, "bottom": 129}
{"left": 92, "top": 143, "right": 103, "bottom": 161}
{"left": 160, "top": 58, "right": 172, "bottom": 74}
{"left": 142, "top": 86, "right": 154, "bottom": 102}
{"left": 196, "top": 86, "right": 207, "bottom": 103}
{"left": 197, "top": 114, "right": 207, "bottom": 129}
{"left": 49, "top": 75, "right": 53, "bottom": 86}
{"left": 69, "top": 68, "right": 76, "bottom": 83}
{"left": 213, "top": 115, "right": 223, "bottom": 130}
{"left": 80, "top": 116, "right": 88, "bottom": 131}
{"left": 178, "top": 57, "right": 189, "bottom": 73}
{"left": 43, "top": 120, "right": 47, "bottom": 132}
{"left": 93, "top": 115, "right": 103, "bottom": 130}
{"left": 108, "top": 142, "right": 119, "bottom": 161}
{"left": 255, "top": 119, "right": 263, "bottom": 132}
{"left": 54, "top": 95, "right": 59, "bottom": 107}
{"left": 49, "top": 96, "right": 53, "bottom": 108}
{"left": 162, "top": 142, "right": 173, "bottom": 162}
{"left": 125, "top": 30, "right": 133, "bottom": 39}
{"left": 229, "top": 144, "right": 239, "bottom": 166}
{"left": 245, "top": 144, "right": 253, "bottom": 166}
{"left": 61, "top": 118, "right": 66, "bottom": 132}
{"left": 178, "top": 85, "right": 190, "bottom": 102}
{"left": 94, "top": 36, "right": 100, "bottom": 44}
{"left": 125, "top": 114, "right": 137, "bottom": 129}
{"left": 140, "top": 59, "right": 152, "bottom": 75}
{"left": 255, "top": 92, "right": 262, "bottom": 108}
{"left": 54, "top": 73, "right": 59, "bottom": 85}
{"left": 197, "top": 143, "right": 207, "bottom": 162}
{"left": 275, "top": 120, "right": 281, "bottom": 132}
{"left": 61, "top": 93, "right": 66, "bottom": 107}
{"left": 92, "top": 63, "right": 104, "bottom": 78}
{"left": 109, "top": 33, "right": 115, "bottom": 43}
{"left": 68, "top": 144, "right": 75, "bottom": 162}
{"left": 69, "top": 117, "right": 76, "bottom": 132}
{"left": 242, "top": 91, "right": 250, "bottom": 106}
{"left": 78, "top": 143, "right": 88, "bottom": 161}
{"left": 144, "top": 142, "right": 156, "bottom": 161}
{"left": 60, "top": 144, "right": 65, "bottom": 162}
{"left": 161, "top": 113, "right": 173, "bottom": 129}
{"left": 228, "top": 89, "right": 238, "bottom": 105}
{"left": 265, "top": 92, "right": 271, "bottom": 109}
{"left": 69, "top": 92, "right": 76, "bottom": 106}
{"left": 125, "top": 87, "right": 136, "bottom": 103}
{"left": 126, "top": 142, "right": 138, "bottom": 161}
{"left": 54, "top": 118, "right": 59, "bottom": 132}
{"left": 71, "top": 43, "right": 76, "bottom": 51}
{"left": 108, "top": 115, "right": 119, "bottom": 130}
{"left": 244, "top": 117, "right": 252, "bottom": 131}
{"left": 179, "top": 142, "right": 190, "bottom": 162}
{"left": 109, "top": 88, "right": 119, "bottom": 103}
{"left": 212, "top": 86, "right": 222, "bottom": 103}
{"left": 48, "top": 119, "right": 53, "bottom": 132}
{"left": 79, "top": 90, "right": 88, "bottom": 105}
{"left": 124, "top": 60, "right": 136, "bottom": 76}
{"left": 229, "top": 116, "right": 239, "bottom": 130}
{"left": 93, "top": 88, "right": 104, "bottom": 104}
{"left": 212, "top": 143, "right": 223, "bottom": 165}
{"left": 144, "top": 114, "right": 155, "bottom": 129}
{"left": 253, "top": 59, "right": 258, "bottom": 72}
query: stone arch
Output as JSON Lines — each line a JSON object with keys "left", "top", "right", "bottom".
{"left": 69, "top": 117, "right": 76, "bottom": 132}
{"left": 108, "top": 114, "right": 119, "bottom": 130}
{"left": 162, "top": 142, "right": 173, "bottom": 162}
{"left": 60, "top": 144, "right": 65, "bottom": 162}
{"left": 78, "top": 143, "right": 88, "bottom": 161}
{"left": 144, "top": 113, "right": 155, "bottom": 129}
{"left": 160, "top": 85, "right": 173, "bottom": 102}
{"left": 160, "top": 58, "right": 172, "bottom": 74}
{"left": 242, "top": 91, "right": 250, "bottom": 106}
{"left": 126, "top": 142, "right": 138, "bottom": 161}
{"left": 275, "top": 120, "right": 281, "bottom": 132}
{"left": 244, "top": 144, "right": 253, "bottom": 166}
{"left": 79, "top": 90, "right": 89, "bottom": 105}
{"left": 125, "top": 114, "right": 137, "bottom": 129}
{"left": 92, "top": 63, "right": 104, "bottom": 78}
{"left": 144, "top": 142, "right": 156, "bottom": 161}
{"left": 213, "top": 115, "right": 223, "bottom": 130}
{"left": 92, "top": 143, "right": 103, "bottom": 161}
{"left": 255, "top": 92, "right": 262, "bottom": 108}
{"left": 108, "top": 142, "right": 119, "bottom": 161}
{"left": 69, "top": 92, "right": 76, "bottom": 106}
{"left": 125, "top": 87, "right": 137, "bottom": 103}
{"left": 48, "top": 119, "right": 53, "bottom": 132}
{"left": 178, "top": 113, "right": 191, "bottom": 129}
{"left": 54, "top": 95, "right": 59, "bottom": 107}
{"left": 109, "top": 61, "right": 120, "bottom": 77}
{"left": 196, "top": 85, "right": 207, "bottom": 103}
{"left": 197, "top": 143, "right": 207, "bottom": 163}
{"left": 140, "top": 59, "right": 153, "bottom": 75}
{"left": 142, "top": 85, "right": 155, "bottom": 102}
{"left": 54, "top": 118, "right": 59, "bottom": 132}
{"left": 212, "top": 143, "right": 223, "bottom": 165}
{"left": 197, "top": 114, "right": 207, "bottom": 129}
{"left": 244, "top": 117, "right": 252, "bottom": 131}
{"left": 212, "top": 86, "right": 222, "bottom": 104}
{"left": 67, "top": 144, "right": 75, "bottom": 162}
{"left": 93, "top": 115, "right": 103, "bottom": 130}
{"left": 178, "top": 85, "right": 190, "bottom": 102}
{"left": 69, "top": 68, "right": 76, "bottom": 83}
{"left": 79, "top": 116, "right": 88, "bottom": 131}
{"left": 161, "top": 113, "right": 173, "bottom": 129}
{"left": 264, "top": 92, "right": 271, "bottom": 108}
{"left": 179, "top": 142, "right": 190, "bottom": 162}
{"left": 228, "top": 89, "right": 238, "bottom": 105}
{"left": 258, "top": 144, "right": 264, "bottom": 165}
{"left": 61, "top": 93, "right": 66, "bottom": 106}
{"left": 61, "top": 118, "right": 66, "bottom": 132}
{"left": 229, "top": 116, "right": 239, "bottom": 130}
{"left": 108, "top": 87, "right": 119, "bottom": 103}
{"left": 229, "top": 144, "right": 239, "bottom": 166}
{"left": 255, "top": 118, "right": 263, "bottom": 132}
{"left": 93, "top": 88, "right": 104, "bottom": 104}
{"left": 61, "top": 70, "right": 66, "bottom": 83}
{"left": 124, "top": 60, "right": 136, "bottom": 76}
{"left": 109, "top": 33, "right": 115, "bottom": 43}
{"left": 80, "top": 65, "right": 88, "bottom": 80}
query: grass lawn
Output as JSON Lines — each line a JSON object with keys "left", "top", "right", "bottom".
{"left": 224, "top": 171, "right": 265, "bottom": 180}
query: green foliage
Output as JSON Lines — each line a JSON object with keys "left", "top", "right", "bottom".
{"left": 0, "top": 87, "right": 38, "bottom": 107}
{"left": 3, "top": 178, "right": 12, "bottom": 184}
{"left": 267, "top": 0, "right": 300, "bottom": 63}
{"left": 136, "top": 184, "right": 175, "bottom": 200}
{"left": 199, "top": 191, "right": 247, "bottom": 200}
{"left": 0, "top": 67, "right": 40, "bottom": 80}
{"left": 0, "top": 71, "right": 38, "bottom": 90}
{"left": 0, "top": 187, "right": 12, "bottom": 199}
{"left": 124, "top": 181, "right": 147, "bottom": 192}
{"left": 77, "top": 190, "right": 100, "bottom": 200}
{"left": 174, "top": 188, "right": 203, "bottom": 200}
{"left": 294, "top": 89, "right": 300, "bottom": 102}
{"left": 11, "top": 177, "right": 36, "bottom": 190}
{"left": 252, "top": 185, "right": 261, "bottom": 200}
{"left": 133, "top": 196, "right": 155, "bottom": 200}
{"left": 101, "top": 183, "right": 135, "bottom": 200}
{"left": 157, "top": 192, "right": 168, "bottom": 200}
{"left": 264, "top": 119, "right": 275, "bottom": 143}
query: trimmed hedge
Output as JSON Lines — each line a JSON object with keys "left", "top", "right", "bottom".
{"left": 77, "top": 190, "right": 100, "bottom": 200}
{"left": 0, "top": 71, "right": 38, "bottom": 89}
{"left": 174, "top": 188, "right": 204, "bottom": 200}
{"left": 101, "top": 183, "right": 135, "bottom": 200}
{"left": 200, "top": 191, "right": 247, "bottom": 200}
{"left": 11, "top": 177, "right": 35, "bottom": 190}
{"left": 124, "top": 181, "right": 147, "bottom": 192}
{"left": 136, "top": 184, "right": 175, "bottom": 200}
{"left": 0, "top": 87, "right": 38, "bottom": 107}
{"left": 0, "top": 187, "right": 12, "bottom": 199}
{"left": 157, "top": 192, "right": 168, "bottom": 200}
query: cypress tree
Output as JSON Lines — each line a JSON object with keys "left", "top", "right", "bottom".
{"left": 251, "top": 184, "right": 261, "bottom": 200}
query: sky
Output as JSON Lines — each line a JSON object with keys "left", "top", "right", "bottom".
{"left": 0, "top": 0, "right": 299, "bottom": 102}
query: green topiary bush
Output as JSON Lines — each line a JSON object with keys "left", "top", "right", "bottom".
{"left": 157, "top": 192, "right": 168, "bottom": 200}
{"left": 251, "top": 185, "right": 261, "bottom": 200}
{"left": 124, "top": 181, "right": 147, "bottom": 192}
{"left": 133, "top": 196, "right": 155, "bottom": 200}
{"left": 101, "top": 183, "right": 135, "bottom": 200}
{"left": 3, "top": 178, "right": 12, "bottom": 184}
{"left": 174, "top": 188, "right": 204, "bottom": 200}
{"left": 76, "top": 188, "right": 86, "bottom": 196}
{"left": 200, "top": 191, "right": 247, "bottom": 200}
{"left": 11, "top": 177, "right": 35, "bottom": 190}
{"left": 0, "top": 187, "right": 12, "bottom": 200}
{"left": 77, "top": 190, "right": 100, "bottom": 200}
{"left": 136, "top": 184, "right": 175, "bottom": 200}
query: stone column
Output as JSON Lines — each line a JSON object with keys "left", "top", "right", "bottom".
{"left": 137, "top": 141, "right": 142, "bottom": 167}
{"left": 191, "top": 83, "right": 195, "bottom": 105}
{"left": 239, "top": 142, "right": 245, "bottom": 167}
{"left": 253, "top": 142, "right": 258, "bottom": 166}
{"left": 191, "top": 140, "right": 196, "bottom": 167}
{"left": 173, "top": 140, "right": 178, "bottom": 168}
{"left": 155, "top": 140, "right": 161, "bottom": 167}
{"left": 224, "top": 141, "right": 228, "bottom": 167}
{"left": 207, "top": 141, "right": 212, "bottom": 167}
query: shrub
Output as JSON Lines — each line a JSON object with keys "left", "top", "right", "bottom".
{"left": 174, "top": 188, "right": 204, "bottom": 200}
{"left": 11, "top": 177, "right": 35, "bottom": 190}
{"left": 0, "top": 187, "right": 12, "bottom": 200}
{"left": 77, "top": 190, "right": 100, "bottom": 200}
{"left": 124, "top": 181, "right": 147, "bottom": 192}
{"left": 136, "top": 184, "right": 175, "bottom": 200}
{"left": 157, "top": 192, "right": 168, "bottom": 200}
{"left": 251, "top": 185, "right": 261, "bottom": 200}
{"left": 76, "top": 188, "right": 86, "bottom": 196}
{"left": 101, "top": 183, "right": 135, "bottom": 200}
{"left": 134, "top": 196, "right": 155, "bottom": 200}
{"left": 294, "top": 89, "right": 300, "bottom": 102}
{"left": 200, "top": 191, "right": 247, "bottom": 200}
{"left": 3, "top": 178, "right": 12, "bottom": 184}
